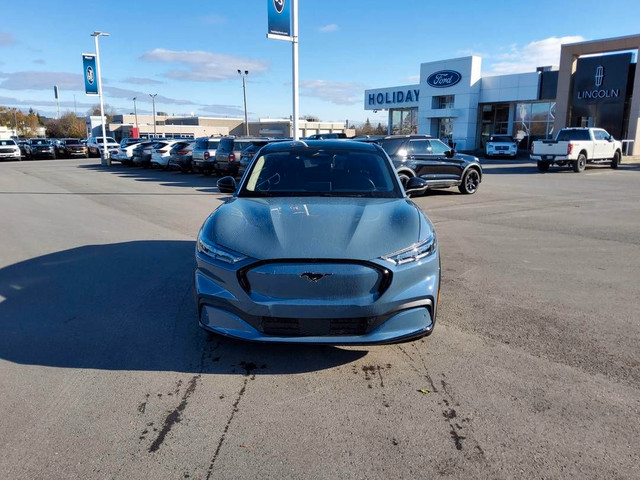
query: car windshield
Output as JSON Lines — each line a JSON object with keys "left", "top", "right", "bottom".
{"left": 239, "top": 147, "right": 401, "bottom": 198}
{"left": 30, "top": 139, "right": 49, "bottom": 145}
{"left": 65, "top": 139, "right": 81, "bottom": 145}
{"left": 0, "top": 140, "right": 17, "bottom": 146}
{"left": 490, "top": 136, "right": 514, "bottom": 143}
{"left": 96, "top": 137, "right": 116, "bottom": 143}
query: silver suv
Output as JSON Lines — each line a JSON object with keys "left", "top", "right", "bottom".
{"left": 192, "top": 137, "right": 221, "bottom": 176}
{"left": 214, "top": 137, "right": 264, "bottom": 177}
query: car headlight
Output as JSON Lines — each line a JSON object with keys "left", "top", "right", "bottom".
{"left": 381, "top": 233, "right": 437, "bottom": 265}
{"left": 197, "top": 236, "right": 247, "bottom": 264}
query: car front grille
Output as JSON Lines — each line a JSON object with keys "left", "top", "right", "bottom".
{"left": 0, "top": 148, "right": 16, "bottom": 153}
{"left": 262, "top": 317, "right": 369, "bottom": 336}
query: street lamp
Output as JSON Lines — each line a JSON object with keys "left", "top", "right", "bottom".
{"left": 13, "top": 108, "right": 18, "bottom": 137}
{"left": 237, "top": 69, "right": 249, "bottom": 136}
{"left": 132, "top": 97, "right": 139, "bottom": 135}
{"left": 91, "top": 30, "right": 110, "bottom": 166}
{"left": 149, "top": 93, "right": 158, "bottom": 138}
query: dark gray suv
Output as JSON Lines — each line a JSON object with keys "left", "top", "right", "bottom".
{"left": 377, "top": 135, "right": 483, "bottom": 194}
{"left": 214, "top": 137, "right": 264, "bottom": 177}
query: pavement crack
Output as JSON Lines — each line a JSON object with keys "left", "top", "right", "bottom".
{"left": 206, "top": 377, "right": 250, "bottom": 479}
{"left": 148, "top": 375, "right": 200, "bottom": 453}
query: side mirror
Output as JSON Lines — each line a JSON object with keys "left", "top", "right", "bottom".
{"left": 217, "top": 176, "right": 237, "bottom": 194}
{"left": 404, "top": 177, "right": 428, "bottom": 196}
{"left": 607, "top": 135, "right": 614, "bottom": 142}
{"left": 444, "top": 149, "right": 455, "bottom": 158}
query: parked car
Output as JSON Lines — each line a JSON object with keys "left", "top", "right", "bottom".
{"left": 192, "top": 137, "right": 222, "bottom": 175}
{"left": 485, "top": 135, "right": 518, "bottom": 158}
{"left": 197, "top": 140, "right": 436, "bottom": 343}
{"left": 530, "top": 127, "right": 622, "bottom": 172}
{"left": 214, "top": 137, "right": 265, "bottom": 177}
{"left": 377, "top": 135, "right": 483, "bottom": 194}
{"left": 27, "top": 138, "right": 57, "bottom": 159}
{"left": 17, "top": 140, "right": 30, "bottom": 158}
{"left": 58, "top": 138, "right": 88, "bottom": 158}
{"left": 0, "top": 139, "right": 21, "bottom": 161}
{"left": 112, "top": 138, "right": 144, "bottom": 164}
{"left": 167, "top": 140, "right": 196, "bottom": 172}
{"left": 86, "top": 136, "right": 119, "bottom": 158}
{"left": 131, "top": 141, "right": 159, "bottom": 168}
{"left": 150, "top": 140, "right": 183, "bottom": 169}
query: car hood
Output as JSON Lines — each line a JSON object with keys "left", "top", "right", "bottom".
{"left": 202, "top": 196, "right": 430, "bottom": 260}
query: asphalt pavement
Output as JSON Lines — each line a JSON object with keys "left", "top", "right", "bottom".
{"left": 0, "top": 158, "right": 639, "bottom": 479}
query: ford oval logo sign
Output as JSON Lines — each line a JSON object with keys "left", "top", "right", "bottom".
{"left": 426, "top": 70, "right": 461, "bottom": 88}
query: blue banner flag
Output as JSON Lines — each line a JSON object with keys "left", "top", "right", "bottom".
{"left": 82, "top": 54, "right": 98, "bottom": 95}
{"left": 267, "top": 0, "right": 291, "bottom": 37}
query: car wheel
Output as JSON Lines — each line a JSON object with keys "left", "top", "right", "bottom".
{"left": 610, "top": 151, "right": 620, "bottom": 169}
{"left": 573, "top": 154, "right": 586, "bottom": 173}
{"left": 458, "top": 168, "right": 480, "bottom": 194}
{"left": 537, "top": 161, "right": 550, "bottom": 172}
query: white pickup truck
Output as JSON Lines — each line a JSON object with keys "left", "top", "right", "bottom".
{"left": 530, "top": 127, "right": 622, "bottom": 172}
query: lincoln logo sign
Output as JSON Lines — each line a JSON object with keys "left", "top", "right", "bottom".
{"left": 426, "top": 70, "right": 461, "bottom": 88}
{"left": 577, "top": 65, "right": 619, "bottom": 99}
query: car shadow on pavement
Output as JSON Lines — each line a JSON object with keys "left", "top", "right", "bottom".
{"left": 78, "top": 163, "right": 222, "bottom": 194}
{"left": 0, "top": 241, "right": 367, "bottom": 375}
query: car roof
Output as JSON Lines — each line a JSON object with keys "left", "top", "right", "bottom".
{"left": 260, "top": 139, "right": 381, "bottom": 154}
{"left": 382, "top": 134, "right": 432, "bottom": 140}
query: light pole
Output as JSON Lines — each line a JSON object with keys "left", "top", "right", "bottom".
{"left": 237, "top": 69, "right": 249, "bottom": 136}
{"left": 149, "top": 93, "right": 157, "bottom": 138}
{"left": 13, "top": 108, "right": 18, "bottom": 137}
{"left": 132, "top": 97, "right": 139, "bottom": 136}
{"left": 91, "top": 30, "right": 110, "bottom": 166}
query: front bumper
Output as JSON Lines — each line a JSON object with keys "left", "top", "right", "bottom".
{"left": 0, "top": 152, "right": 21, "bottom": 160}
{"left": 195, "top": 253, "right": 440, "bottom": 344}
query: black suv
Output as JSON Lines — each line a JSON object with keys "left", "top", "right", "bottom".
{"left": 377, "top": 135, "right": 483, "bottom": 194}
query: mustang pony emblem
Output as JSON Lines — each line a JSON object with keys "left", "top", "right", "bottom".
{"left": 300, "top": 272, "right": 333, "bottom": 282}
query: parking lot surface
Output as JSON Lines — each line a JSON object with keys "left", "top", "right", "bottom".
{"left": 1, "top": 158, "right": 639, "bottom": 479}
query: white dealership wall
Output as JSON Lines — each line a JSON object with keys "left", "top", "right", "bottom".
{"left": 365, "top": 56, "right": 541, "bottom": 150}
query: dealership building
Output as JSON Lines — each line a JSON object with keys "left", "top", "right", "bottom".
{"left": 364, "top": 34, "right": 640, "bottom": 155}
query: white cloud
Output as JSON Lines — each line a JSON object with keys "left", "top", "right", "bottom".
{"left": 300, "top": 80, "right": 365, "bottom": 105}
{"left": 485, "top": 36, "right": 585, "bottom": 75}
{"left": 319, "top": 24, "right": 338, "bottom": 33}
{"left": 140, "top": 48, "right": 269, "bottom": 82}
{"left": 0, "top": 71, "right": 84, "bottom": 90}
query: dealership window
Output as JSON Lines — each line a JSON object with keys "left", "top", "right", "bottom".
{"left": 438, "top": 118, "right": 454, "bottom": 144}
{"left": 515, "top": 102, "right": 555, "bottom": 148}
{"left": 390, "top": 108, "right": 418, "bottom": 135}
{"left": 433, "top": 95, "right": 455, "bottom": 109}
{"left": 478, "top": 104, "right": 510, "bottom": 147}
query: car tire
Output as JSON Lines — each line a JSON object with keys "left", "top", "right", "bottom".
{"left": 537, "top": 161, "right": 550, "bottom": 172}
{"left": 458, "top": 168, "right": 480, "bottom": 194}
{"left": 573, "top": 154, "right": 586, "bottom": 173}
{"left": 610, "top": 151, "right": 620, "bottom": 169}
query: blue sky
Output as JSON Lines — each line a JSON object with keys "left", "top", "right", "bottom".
{"left": 0, "top": 0, "right": 639, "bottom": 124}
